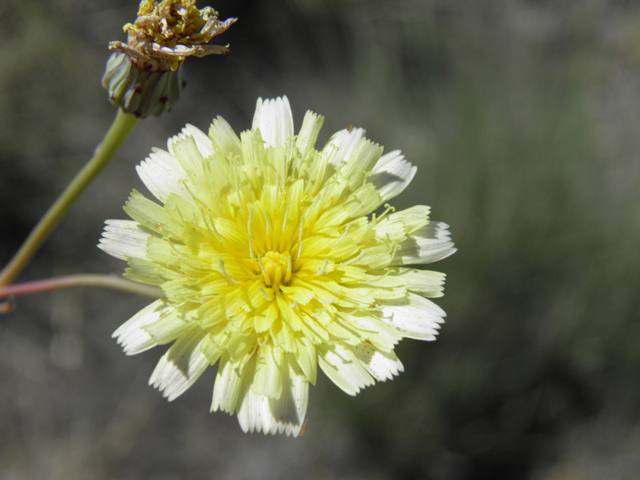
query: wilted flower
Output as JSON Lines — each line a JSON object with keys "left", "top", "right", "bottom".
{"left": 110, "top": 0, "right": 236, "bottom": 72}
{"left": 99, "top": 96, "right": 455, "bottom": 436}
{"left": 103, "top": 1, "right": 235, "bottom": 118}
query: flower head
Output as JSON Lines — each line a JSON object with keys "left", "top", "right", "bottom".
{"left": 111, "top": 0, "right": 236, "bottom": 72}
{"left": 102, "top": 1, "right": 235, "bottom": 118}
{"left": 99, "top": 96, "right": 455, "bottom": 436}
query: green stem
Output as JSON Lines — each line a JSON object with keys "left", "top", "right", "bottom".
{"left": 0, "top": 274, "right": 163, "bottom": 300}
{"left": 0, "top": 109, "right": 139, "bottom": 287}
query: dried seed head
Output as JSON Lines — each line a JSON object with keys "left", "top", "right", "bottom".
{"left": 103, "top": 1, "right": 236, "bottom": 118}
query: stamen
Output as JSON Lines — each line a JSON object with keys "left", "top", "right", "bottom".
{"left": 235, "top": 176, "right": 242, "bottom": 206}
{"left": 379, "top": 267, "right": 392, "bottom": 280}
{"left": 315, "top": 259, "right": 329, "bottom": 276}
{"left": 232, "top": 174, "right": 250, "bottom": 225}
{"left": 179, "top": 292, "right": 200, "bottom": 303}
{"left": 340, "top": 250, "right": 365, "bottom": 266}
{"left": 173, "top": 205, "right": 186, "bottom": 223}
{"left": 376, "top": 203, "right": 396, "bottom": 223}
{"left": 282, "top": 206, "right": 289, "bottom": 233}
{"left": 298, "top": 215, "right": 305, "bottom": 242}
{"left": 285, "top": 255, "right": 292, "bottom": 283}
{"left": 207, "top": 167, "right": 219, "bottom": 202}
{"left": 218, "top": 258, "right": 238, "bottom": 285}
{"left": 290, "top": 301, "right": 298, "bottom": 309}
{"left": 202, "top": 211, "right": 224, "bottom": 244}
{"left": 361, "top": 169, "right": 372, "bottom": 187}
{"left": 180, "top": 179, "right": 207, "bottom": 209}
{"left": 306, "top": 191, "right": 321, "bottom": 216}
{"left": 331, "top": 224, "right": 351, "bottom": 248}
{"left": 294, "top": 215, "right": 305, "bottom": 259}
{"left": 247, "top": 209, "right": 254, "bottom": 261}
{"left": 190, "top": 210, "right": 201, "bottom": 230}
{"left": 258, "top": 286, "right": 272, "bottom": 301}
{"left": 306, "top": 184, "right": 327, "bottom": 220}
{"left": 385, "top": 242, "right": 400, "bottom": 267}
{"left": 317, "top": 299, "right": 336, "bottom": 304}
{"left": 257, "top": 255, "right": 271, "bottom": 286}
{"left": 167, "top": 243, "right": 204, "bottom": 271}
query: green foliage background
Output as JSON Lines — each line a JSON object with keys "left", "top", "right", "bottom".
{"left": 1, "top": 0, "right": 640, "bottom": 478}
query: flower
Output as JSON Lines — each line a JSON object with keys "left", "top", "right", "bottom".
{"left": 103, "top": 1, "right": 236, "bottom": 118}
{"left": 99, "top": 96, "right": 456, "bottom": 436}
{"left": 111, "top": 0, "right": 236, "bottom": 72}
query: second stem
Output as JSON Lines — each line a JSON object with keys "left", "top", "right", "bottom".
{"left": 0, "top": 109, "right": 139, "bottom": 286}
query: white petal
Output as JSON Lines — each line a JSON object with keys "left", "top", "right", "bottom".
{"left": 380, "top": 293, "right": 446, "bottom": 341}
{"left": 98, "top": 219, "right": 152, "bottom": 261}
{"left": 237, "top": 360, "right": 308, "bottom": 436}
{"left": 208, "top": 116, "right": 242, "bottom": 156}
{"left": 136, "top": 148, "right": 190, "bottom": 203}
{"left": 211, "top": 355, "right": 250, "bottom": 414}
{"left": 318, "top": 344, "right": 374, "bottom": 396}
{"left": 370, "top": 150, "right": 417, "bottom": 202}
{"left": 338, "top": 138, "right": 383, "bottom": 184}
{"left": 251, "top": 346, "right": 284, "bottom": 399}
{"left": 168, "top": 135, "right": 206, "bottom": 182}
{"left": 351, "top": 343, "right": 404, "bottom": 381}
{"left": 284, "top": 370, "right": 309, "bottom": 437}
{"left": 394, "top": 268, "right": 446, "bottom": 298}
{"left": 394, "top": 222, "right": 456, "bottom": 265}
{"left": 295, "top": 110, "right": 324, "bottom": 156}
{"left": 112, "top": 299, "right": 172, "bottom": 355}
{"left": 252, "top": 96, "right": 294, "bottom": 148}
{"left": 374, "top": 205, "right": 431, "bottom": 241}
{"left": 149, "top": 329, "right": 210, "bottom": 401}
{"left": 142, "top": 304, "right": 192, "bottom": 345}
{"left": 181, "top": 124, "right": 214, "bottom": 158}
{"left": 322, "top": 127, "right": 366, "bottom": 168}
{"left": 347, "top": 312, "right": 403, "bottom": 351}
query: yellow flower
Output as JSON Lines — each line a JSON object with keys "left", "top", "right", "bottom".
{"left": 99, "top": 97, "right": 455, "bottom": 436}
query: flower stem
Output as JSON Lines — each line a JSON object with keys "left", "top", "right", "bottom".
{"left": 0, "top": 109, "right": 139, "bottom": 287}
{"left": 0, "top": 274, "right": 163, "bottom": 300}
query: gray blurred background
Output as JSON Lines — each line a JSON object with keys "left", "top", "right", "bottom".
{"left": 2, "top": 0, "right": 640, "bottom": 479}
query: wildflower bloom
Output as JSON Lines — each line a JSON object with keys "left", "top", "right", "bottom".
{"left": 103, "top": 0, "right": 235, "bottom": 117}
{"left": 99, "top": 96, "right": 455, "bottom": 436}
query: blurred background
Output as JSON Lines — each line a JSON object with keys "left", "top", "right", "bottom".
{"left": 1, "top": 0, "right": 640, "bottom": 478}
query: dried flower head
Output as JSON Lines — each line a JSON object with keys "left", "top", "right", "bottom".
{"left": 102, "top": 1, "right": 235, "bottom": 118}
{"left": 111, "top": 0, "right": 236, "bottom": 72}
{"left": 99, "top": 97, "right": 456, "bottom": 436}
